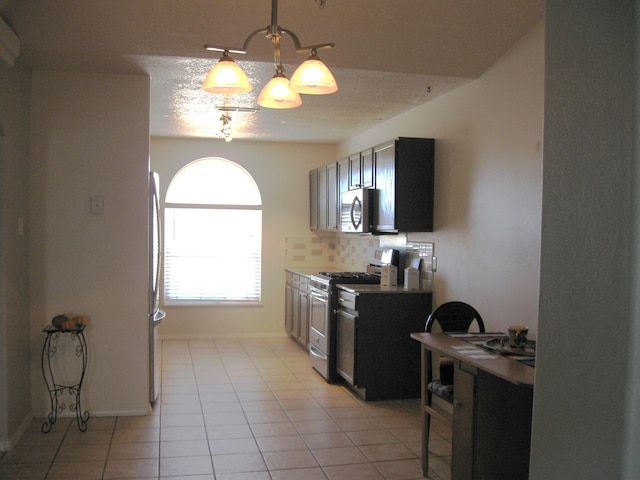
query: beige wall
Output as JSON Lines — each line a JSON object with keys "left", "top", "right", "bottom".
{"left": 150, "top": 138, "right": 336, "bottom": 337}
{"left": 0, "top": 59, "right": 31, "bottom": 449}
{"left": 29, "top": 71, "right": 151, "bottom": 416}
{"left": 338, "top": 23, "right": 544, "bottom": 337}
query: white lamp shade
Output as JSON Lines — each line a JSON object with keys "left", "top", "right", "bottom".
{"left": 257, "top": 75, "right": 302, "bottom": 109}
{"left": 202, "top": 56, "right": 252, "bottom": 94}
{"left": 289, "top": 55, "right": 338, "bottom": 94}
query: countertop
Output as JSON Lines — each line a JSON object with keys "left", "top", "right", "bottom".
{"left": 410, "top": 332, "right": 535, "bottom": 386}
{"left": 336, "top": 283, "right": 431, "bottom": 294}
{"left": 285, "top": 267, "right": 330, "bottom": 277}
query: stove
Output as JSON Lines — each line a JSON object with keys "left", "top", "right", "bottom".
{"left": 309, "top": 271, "right": 381, "bottom": 295}
{"left": 308, "top": 271, "right": 382, "bottom": 382}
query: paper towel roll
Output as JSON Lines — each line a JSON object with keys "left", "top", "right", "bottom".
{"left": 404, "top": 267, "right": 419, "bottom": 290}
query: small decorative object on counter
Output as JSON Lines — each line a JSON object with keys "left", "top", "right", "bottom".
{"left": 404, "top": 267, "right": 420, "bottom": 290}
{"left": 380, "top": 264, "right": 397, "bottom": 286}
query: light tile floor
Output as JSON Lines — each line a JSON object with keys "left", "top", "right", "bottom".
{"left": 0, "top": 337, "right": 452, "bottom": 479}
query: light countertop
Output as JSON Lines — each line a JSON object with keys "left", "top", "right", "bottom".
{"left": 285, "top": 267, "right": 331, "bottom": 277}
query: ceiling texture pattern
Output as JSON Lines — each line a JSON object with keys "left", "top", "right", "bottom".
{"left": 0, "top": 0, "right": 544, "bottom": 143}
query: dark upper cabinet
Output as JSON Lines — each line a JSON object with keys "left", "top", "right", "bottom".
{"left": 373, "top": 137, "right": 435, "bottom": 233}
{"left": 338, "top": 157, "right": 349, "bottom": 196}
{"left": 348, "top": 148, "right": 374, "bottom": 190}
{"left": 310, "top": 137, "right": 434, "bottom": 234}
{"left": 310, "top": 163, "right": 339, "bottom": 232}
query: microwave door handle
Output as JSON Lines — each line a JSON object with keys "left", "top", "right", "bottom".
{"left": 351, "top": 196, "right": 362, "bottom": 230}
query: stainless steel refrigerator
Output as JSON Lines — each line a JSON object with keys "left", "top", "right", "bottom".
{"left": 149, "top": 172, "right": 166, "bottom": 404}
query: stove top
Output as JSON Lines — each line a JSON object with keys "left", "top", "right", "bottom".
{"left": 315, "top": 271, "right": 381, "bottom": 283}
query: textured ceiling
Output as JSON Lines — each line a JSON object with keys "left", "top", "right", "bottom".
{"left": 0, "top": 0, "right": 544, "bottom": 143}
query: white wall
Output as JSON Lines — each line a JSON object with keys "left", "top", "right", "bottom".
{"left": 338, "top": 23, "right": 545, "bottom": 337}
{"left": 0, "top": 58, "right": 31, "bottom": 449}
{"left": 29, "top": 71, "right": 151, "bottom": 416}
{"left": 150, "top": 138, "right": 336, "bottom": 337}
{"left": 531, "top": 3, "right": 638, "bottom": 478}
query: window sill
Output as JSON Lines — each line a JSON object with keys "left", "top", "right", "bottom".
{"left": 163, "top": 301, "right": 264, "bottom": 308}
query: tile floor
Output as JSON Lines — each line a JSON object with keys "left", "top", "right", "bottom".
{"left": 0, "top": 337, "right": 452, "bottom": 479}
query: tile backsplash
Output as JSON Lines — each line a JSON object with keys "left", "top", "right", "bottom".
{"left": 284, "top": 235, "right": 435, "bottom": 291}
{"left": 285, "top": 235, "right": 379, "bottom": 269}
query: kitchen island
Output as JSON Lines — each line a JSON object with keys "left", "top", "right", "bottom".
{"left": 335, "top": 284, "right": 432, "bottom": 400}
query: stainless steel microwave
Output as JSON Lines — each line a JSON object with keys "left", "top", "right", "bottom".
{"left": 340, "top": 188, "right": 374, "bottom": 233}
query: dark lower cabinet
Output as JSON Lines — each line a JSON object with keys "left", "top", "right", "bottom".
{"left": 453, "top": 361, "right": 534, "bottom": 480}
{"left": 336, "top": 288, "right": 432, "bottom": 400}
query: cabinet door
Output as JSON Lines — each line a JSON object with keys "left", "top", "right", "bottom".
{"left": 292, "top": 286, "right": 302, "bottom": 339}
{"left": 373, "top": 140, "right": 396, "bottom": 231}
{"left": 298, "top": 288, "right": 310, "bottom": 345}
{"left": 326, "top": 163, "right": 338, "bottom": 230}
{"left": 285, "top": 284, "right": 294, "bottom": 336}
{"left": 336, "top": 309, "right": 357, "bottom": 385}
{"left": 309, "top": 169, "right": 318, "bottom": 231}
{"left": 338, "top": 158, "right": 349, "bottom": 196}
{"left": 360, "top": 148, "right": 374, "bottom": 188}
{"left": 348, "top": 152, "right": 361, "bottom": 190}
{"left": 452, "top": 361, "right": 476, "bottom": 480}
{"left": 317, "top": 167, "right": 328, "bottom": 230}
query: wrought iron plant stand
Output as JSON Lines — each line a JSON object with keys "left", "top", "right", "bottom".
{"left": 41, "top": 323, "right": 90, "bottom": 432}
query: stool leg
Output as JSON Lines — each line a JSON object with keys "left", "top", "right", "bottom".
{"left": 421, "top": 346, "right": 431, "bottom": 477}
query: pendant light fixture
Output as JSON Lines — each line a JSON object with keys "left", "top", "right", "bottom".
{"left": 218, "top": 114, "right": 233, "bottom": 142}
{"left": 202, "top": 0, "right": 337, "bottom": 108}
{"left": 202, "top": 50, "right": 251, "bottom": 94}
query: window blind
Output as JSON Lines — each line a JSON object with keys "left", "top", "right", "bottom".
{"left": 164, "top": 207, "right": 261, "bottom": 303}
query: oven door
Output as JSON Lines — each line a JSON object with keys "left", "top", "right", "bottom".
{"left": 308, "top": 287, "right": 329, "bottom": 354}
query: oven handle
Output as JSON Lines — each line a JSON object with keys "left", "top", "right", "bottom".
{"left": 309, "top": 286, "right": 329, "bottom": 299}
{"left": 309, "top": 344, "right": 328, "bottom": 360}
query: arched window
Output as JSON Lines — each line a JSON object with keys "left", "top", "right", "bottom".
{"left": 164, "top": 157, "right": 262, "bottom": 304}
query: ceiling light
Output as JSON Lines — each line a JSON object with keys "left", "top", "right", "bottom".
{"left": 257, "top": 67, "right": 302, "bottom": 109}
{"left": 202, "top": 0, "right": 337, "bottom": 108}
{"left": 218, "top": 114, "right": 233, "bottom": 142}
{"left": 289, "top": 49, "right": 338, "bottom": 94}
{"left": 202, "top": 50, "right": 251, "bottom": 94}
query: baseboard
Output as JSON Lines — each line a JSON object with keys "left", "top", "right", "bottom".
{"left": 0, "top": 410, "right": 34, "bottom": 452}
{"left": 160, "top": 332, "right": 288, "bottom": 340}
